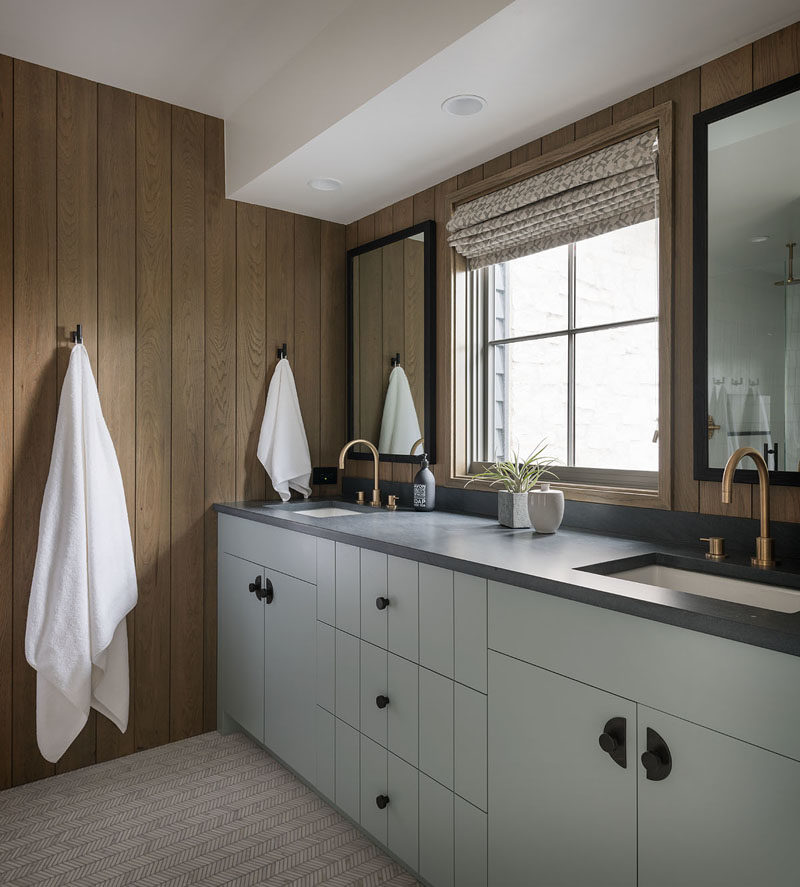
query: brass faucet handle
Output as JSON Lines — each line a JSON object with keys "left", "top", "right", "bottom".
{"left": 386, "top": 495, "right": 398, "bottom": 511}
{"left": 370, "top": 489, "right": 381, "bottom": 508}
{"left": 700, "top": 537, "right": 726, "bottom": 560}
{"left": 356, "top": 490, "right": 366, "bottom": 505}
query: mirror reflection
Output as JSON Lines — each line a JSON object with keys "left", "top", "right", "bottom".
{"left": 348, "top": 221, "right": 434, "bottom": 461}
{"left": 705, "top": 87, "right": 800, "bottom": 473}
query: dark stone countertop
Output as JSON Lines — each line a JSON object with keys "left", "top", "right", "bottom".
{"left": 214, "top": 499, "right": 800, "bottom": 658}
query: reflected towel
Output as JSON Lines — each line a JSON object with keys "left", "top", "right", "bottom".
{"left": 379, "top": 366, "right": 422, "bottom": 455}
{"left": 257, "top": 357, "right": 312, "bottom": 501}
{"left": 25, "top": 344, "right": 137, "bottom": 763}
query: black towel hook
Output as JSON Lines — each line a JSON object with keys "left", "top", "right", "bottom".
{"left": 71, "top": 324, "right": 83, "bottom": 345}
{"left": 277, "top": 343, "right": 287, "bottom": 360}
{"left": 390, "top": 353, "right": 401, "bottom": 367}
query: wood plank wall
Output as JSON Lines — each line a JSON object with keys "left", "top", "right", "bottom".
{"left": 344, "top": 20, "right": 800, "bottom": 524}
{"left": 0, "top": 56, "right": 346, "bottom": 788}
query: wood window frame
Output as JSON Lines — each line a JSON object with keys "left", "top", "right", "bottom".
{"left": 447, "top": 102, "right": 674, "bottom": 509}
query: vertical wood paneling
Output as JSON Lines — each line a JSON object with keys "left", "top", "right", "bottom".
{"left": 358, "top": 214, "right": 375, "bottom": 247}
{"left": 510, "top": 138, "right": 541, "bottom": 167}
{"left": 12, "top": 60, "right": 57, "bottom": 785}
{"left": 236, "top": 202, "right": 267, "bottom": 501}
{"left": 483, "top": 152, "right": 511, "bottom": 178}
{"left": 700, "top": 46, "right": 753, "bottom": 110}
{"left": 393, "top": 198, "right": 414, "bottom": 232}
{"left": 320, "top": 221, "right": 346, "bottom": 491}
{"left": 0, "top": 54, "right": 13, "bottom": 790}
{"left": 96, "top": 84, "right": 136, "bottom": 762}
{"left": 295, "top": 216, "right": 322, "bottom": 492}
{"left": 612, "top": 88, "right": 654, "bottom": 122}
{"left": 55, "top": 70, "right": 98, "bottom": 774}
{"left": 575, "top": 108, "right": 613, "bottom": 139}
{"left": 374, "top": 206, "right": 393, "bottom": 239}
{"left": 170, "top": 106, "right": 205, "bottom": 741}
{"left": 203, "top": 115, "right": 236, "bottom": 732}
{"left": 541, "top": 123, "right": 575, "bottom": 154}
{"left": 457, "top": 165, "right": 483, "bottom": 190}
{"left": 134, "top": 95, "right": 172, "bottom": 752}
{"left": 753, "top": 22, "right": 800, "bottom": 88}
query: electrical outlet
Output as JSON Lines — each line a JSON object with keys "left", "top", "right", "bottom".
{"left": 312, "top": 466, "right": 338, "bottom": 485}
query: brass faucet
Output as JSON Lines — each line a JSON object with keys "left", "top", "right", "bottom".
{"left": 339, "top": 439, "right": 381, "bottom": 507}
{"left": 721, "top": 446, "right": 775, "bottom": 568}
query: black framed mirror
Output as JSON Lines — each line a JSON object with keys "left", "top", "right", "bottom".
{"left": 346, "top": 220, "right": 436, "bottom": 463}
{"left": 694, "top": 72, "right": 800, "bottom": 486}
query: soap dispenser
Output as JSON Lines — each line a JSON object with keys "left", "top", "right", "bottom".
{"left": 413, "top": 453, "right": 436, "bottom": 511}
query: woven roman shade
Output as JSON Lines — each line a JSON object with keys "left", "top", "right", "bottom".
{"left": 447, "top": 129, "right": 659, "bottom": 270}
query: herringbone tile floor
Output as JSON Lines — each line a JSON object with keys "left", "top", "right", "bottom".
{"left": 0, "top": 731, "right": 420, "bottom": 887}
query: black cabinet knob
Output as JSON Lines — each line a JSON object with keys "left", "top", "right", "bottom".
{"left": 598, "top": 717, "right": 627, "bottom": 769}
{"left": 375, "top": 794, "right": 390, "bottom": 810}
{"left": 375, "top": 695, "right": 389, "bottom": 709}
{"left": 641, "top": 727, "right": 672, "bottom": 781}
{"left": 376, "top": 596, "right": 390, "bottom": 610}
{"left": 250, "top": 575, "right": 273, "bottom": 603}
{"left": 249, "top": 575, "right": 262, "bottom": 595}
{"left": 263, "top": 577, "right": 274, "bottom": 604}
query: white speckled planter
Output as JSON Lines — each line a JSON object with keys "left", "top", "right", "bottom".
{"left": 497, "top": 491, "right": 531, "bottom": 529}
{"left": 528, "top": 483, "right": 564, "bottom": 533}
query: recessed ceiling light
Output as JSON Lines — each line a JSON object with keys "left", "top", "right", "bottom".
{"left": 307, "top": 177, "right": 342, "bottom": 192}
{"left": 750, "top": 235, "right": 770, "bottom": 243}
{"left": 441, "top": 94, "right": 487, "bottom": 117}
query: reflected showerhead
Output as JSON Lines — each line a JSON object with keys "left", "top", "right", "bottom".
{"left": 775, "top": 242, "right": 800, "bottom": 286}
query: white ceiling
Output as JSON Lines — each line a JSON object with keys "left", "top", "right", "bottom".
{"left": 1, "top": 0, "right": 799, "bottom": 224}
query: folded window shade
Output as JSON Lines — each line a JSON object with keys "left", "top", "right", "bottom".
{"left": 447, "top": 129, "right": 659, "bottom": 270}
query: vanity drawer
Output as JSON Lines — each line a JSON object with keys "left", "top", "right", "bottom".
{"left": 360, "top": 734, "right": 388, "bottom": 844}
{"left": 335, "top": 629, "right": 360, "bottom": 729}
{"left": 489, "top": 579, "right": 800, "bottom": 761}
{"left": 419, "top": 773, "right": 454, "bottom": 887}
{"left": 419, "top": 666, "right": 454, "bottom": 789}
{"left": 218, "top": 513, "right": 315, "bottom": 584}
{"left": 361, "top": 549, "right": 388, "bottom": 648}
{"left": 455, "top": 573, "right": 487, "bottom": 693}
{"left": 454, "top": 683, "right": 487, "bottom": 811}
{"left": 455, "top": 796, "right": 488, "bottom": 887}
{"left": 388, "top": 556, "right": 419, "bottom": 662}
{"left": 317, "top": 539, "right": 335, "bottom": 625}
{"left": 316, "top": 621, "right": 335, "bottom": 713}
{"left": 360, "top": 641, "right": 388, "bottom": 747}
{"left": 388, "top": 653, "right": 419, "bottom": 767}
{"left": 315, "top": 706, "right": 335, "bottom": 801}
{"left": 335, "top": 543, "right": 360, "bottom": 636}
{"left": 419, "top": 564, "right": 454, "bottom": 678}
{"left": 335, "top": 717, "right": 360, "bottom": 822}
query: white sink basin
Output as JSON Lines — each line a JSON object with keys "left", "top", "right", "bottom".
{"left": 293, "top": 506, "right": 368, "bottom": 518}
{"left": 610, "top": 564, "right": 800, "bottom": 613}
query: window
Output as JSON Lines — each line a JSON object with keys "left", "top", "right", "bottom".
{"left": 467, "top": 218, "right": 660, "bottom": 490}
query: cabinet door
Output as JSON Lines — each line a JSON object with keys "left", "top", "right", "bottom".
{"left": 360, "top": 641, "right": 388, "bottom": 747}
{"left": 454, "top": 683, "right": 487, "bottom": 811}
{"left": 317, "top": 538, "right": 335, "bottom": 626}
{"left": 335, "top": 629, "right": 360, "bottom": 729}
{"left": 419, "top": 667, "right": 454, "bottom": 789}
{"left": 360, "top": 734, "right": 388, "bottom": 844}
{"left": 638, "top": 706, "right": 800, "bottom": 887}
{"left": 335, "top": 543, "right": 360, "bottom": 636}
{"left": 387, "top": 556, "right": 418, "bottom": 662}
{"left": 419, "top": 773, "right": 454, "bottom": 887}
{"left": 316, "top": 621, "right": 335, "bottom": 713}
{"left": 455, "top": 796, "right": 487, "bottom": 887}
{"left": 454, "top": 573, "right": 487, "bottom": 693}
{"left": 316, "top": 706, "right": 335, "bottom": 801}
{"left": 419, "top": 564, "right": 454, "bottom": 678}
{"left": 264, "top": 569, "right": 317, "bottom": 783}
{"left": 387, "top": 752, "right": 419, "bottom": 872}
{"left": 335, "top": 718, "right": 360, "bottom": 822}
{"left": 387, "top": 653, "right": 418, "bottom": 767}
{"left": 218, "top": 554, "right": 265, "bottom": 742}
{"left": 488, "top": 652, "right": 636, "bottom": 887}
{"left": 360, "top": 549, "right": 388, "bottom": 648}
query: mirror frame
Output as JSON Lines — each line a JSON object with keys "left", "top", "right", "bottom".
{"left": 693, "top": 71, "right": 800, "bottom": 487}
{"left": 346, "top": 219, "right": 436, "bottom": 463}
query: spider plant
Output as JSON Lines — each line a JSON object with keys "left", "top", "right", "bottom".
{"left": 466, "top": 443, "right": 558, "bottom": 493}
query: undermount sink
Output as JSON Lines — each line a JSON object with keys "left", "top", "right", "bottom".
{"left": 293, "top": 506, "right": 368, "bottom": 518}
{"left": 581, "top": 555, "right": 800, "bottom": 614}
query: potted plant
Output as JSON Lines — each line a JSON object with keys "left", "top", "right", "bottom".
{"left": 467, "top": 444, "right": 557, "bottom": 529}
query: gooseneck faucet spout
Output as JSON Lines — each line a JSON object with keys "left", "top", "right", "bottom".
{"left": 339, "top": 439, "right": 381, "bottom": 507}
{"left": 721, "top": 446, "right": 775, "bottom": 568}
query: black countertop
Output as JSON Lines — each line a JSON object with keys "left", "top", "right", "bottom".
{"left": 214, "top": 500, "right": 800, "bottom": 657}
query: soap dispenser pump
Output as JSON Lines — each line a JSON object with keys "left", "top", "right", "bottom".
{"left": 413, "top": 453, "right": 436, "bottom": 511}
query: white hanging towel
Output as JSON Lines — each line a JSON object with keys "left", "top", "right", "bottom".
{"left": 25, "top": 344, "right": 137, "bottom": 763}
{"left": 257, "top": 357, "right": 312, "bottom": 501}
{"left": 378, "top": 365, "right": 422, "bottom": 455}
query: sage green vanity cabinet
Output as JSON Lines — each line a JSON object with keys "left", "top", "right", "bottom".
{"left": 218, "top": 553, "right": 266, "bottom": 743}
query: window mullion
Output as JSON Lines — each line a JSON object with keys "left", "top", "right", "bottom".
{"left": 567, "top": 242, "right": 576, "bottom": 467}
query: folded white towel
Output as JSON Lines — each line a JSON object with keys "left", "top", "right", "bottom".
{"left": 25, "top": 344, "right": 137, "bottom": 763}
{"left": 379, "top": 365, "right": 422, "bottom": 455}
{"left": 257, "top": 357, "right": 312, "bottom": 502}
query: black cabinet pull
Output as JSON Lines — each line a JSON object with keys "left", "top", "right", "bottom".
{"left": 641, "top": 727, "right": 672, "bottom": 781}
{"left": 375, "top": 695, "right": 389, "bottom": 709}
{"left": 376, "top": 596, "right": 390, "bottom": 610}
{"left": 249, "top": 575, "right": 273, "bottom": 603}
{"left": 248, "top": 575, "right": 262, "bottom": 596}
{"left": 375, "top": 794, "right": 390, "bottom": 809}
{"left": 263, "top": 577, "right": 274, "bottom": 604}
{"left": 598, "top": 717, "right": 627, "bottom": 768}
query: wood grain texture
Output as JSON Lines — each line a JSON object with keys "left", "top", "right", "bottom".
{"left": 358, "top": 215, "right": 375, "bottom": 247}
{"left": 700, "top": 45, "right": 753, "bottom": 110}
{"left": 170, "top": 106, "right": 205, "bottom": 741}
{"left": 392, "top": 198, "right": 414, "bottom": 231}
{"left": 483, "top": 152, "right": 511, "bottom": 178}
{"left": 541, "top": 123, "right": 575, "bottom": 154}
{"left": 574, "top": 108, "right": 613, "bottom": 139}
{"left": 753, "top": 22, "right": 800, "bottom": 89}
{"left": 96, "top": 84, "right": 137, "bottom": 762}
{"left": 374, "top": 206, "right": 393, "bottom": 239}
{"left": 0, "top": 54, "right": 13, "bottom": 790}
{"left": 294, "top": 215, "right": 321, "bottom": 492}
{"left": 55, "top": 70, "right": 98, "bottom": 774}
{"left": 510, "top": 139, "right": 541, "bottom": 167}
{"left": 236, "top": 202, "right": 267, "bottom": 501}
{"left": 203, "top": 115, "right": 236, "bottom": 732}
{"left": 12, "top": 59, "right": 57, "bottom": 785}
{"left": 320, "top": 222, "right": 346, "bottom": 491}
{"left": 612, "top": 88, "right": 654, "bottom": 122}
{"left": 457, "top": 165, "right": 483, "bottom": 190}
{"left": 134, "top": 95, "right": 172, "bottom": 752}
